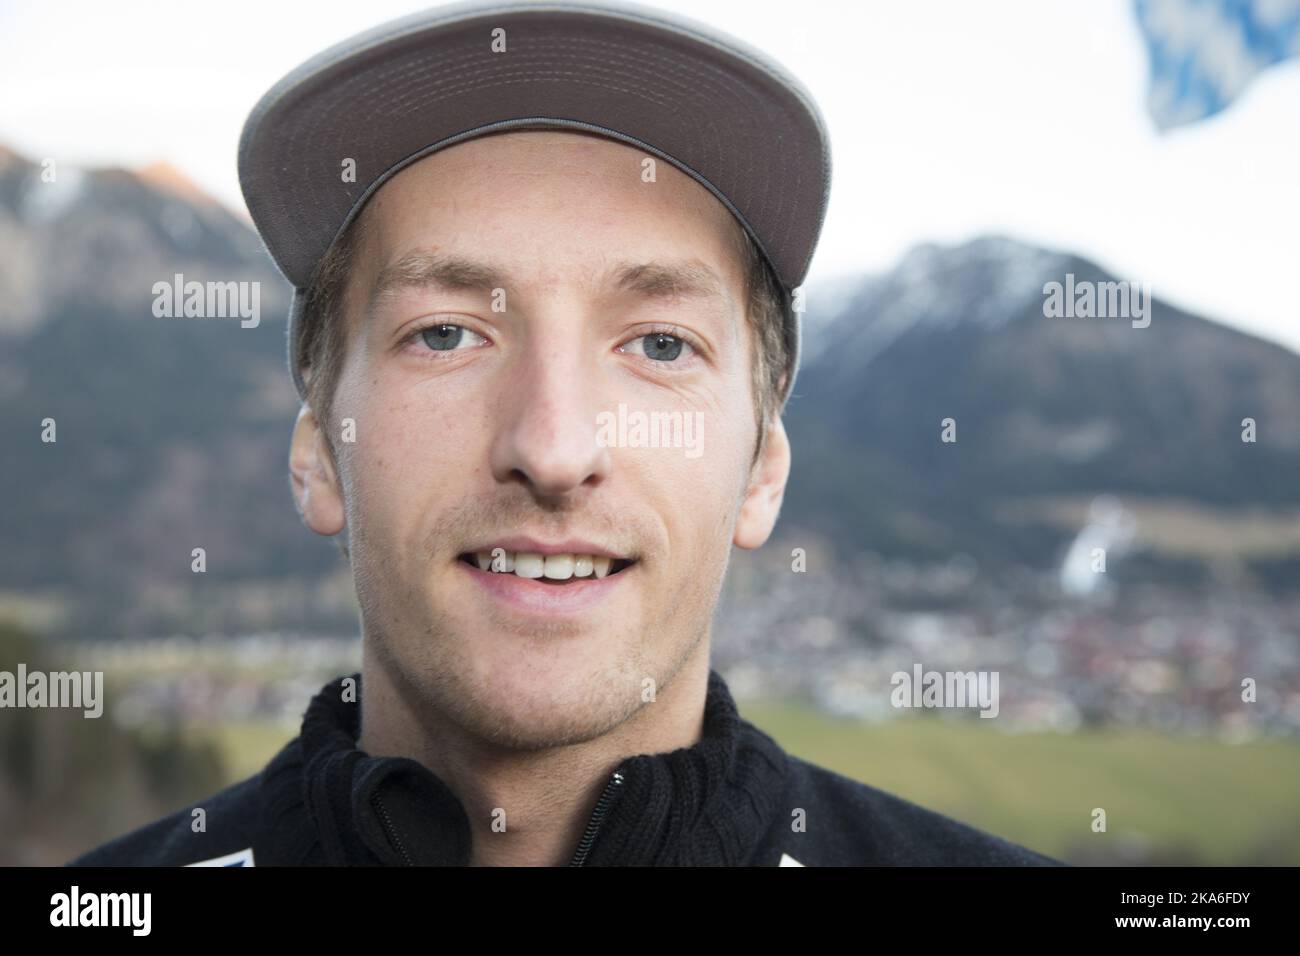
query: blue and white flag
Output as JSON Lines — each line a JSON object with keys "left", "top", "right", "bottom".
{"left": 1134, "top": 0, "right": 1300, "bottom": 128}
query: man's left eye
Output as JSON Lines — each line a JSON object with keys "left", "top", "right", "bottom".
{"left": 620, "top": 332, "right": 692, "bottom": 363}
{"left": 418, "top": 323, "right": 486, "bottom": 352}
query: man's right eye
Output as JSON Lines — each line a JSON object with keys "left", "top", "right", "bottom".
{"left": 417, "top": 323, "right": 487, "bottom": 352}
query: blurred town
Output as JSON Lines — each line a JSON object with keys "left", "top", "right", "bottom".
{"left": 50, "top": 545, "right": 1299, "bottom": 743}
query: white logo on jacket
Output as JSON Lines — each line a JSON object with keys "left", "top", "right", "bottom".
{"left": 186, "top": 847, "right": 255, "bottom": 867}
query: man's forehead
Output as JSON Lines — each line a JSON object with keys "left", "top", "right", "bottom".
{"left": 350, "top": 131, "right": 749, "bottom": 308}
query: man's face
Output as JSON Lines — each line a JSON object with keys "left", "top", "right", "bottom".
{"left": 292, "top": 130, "right": 788, "bottom": 749}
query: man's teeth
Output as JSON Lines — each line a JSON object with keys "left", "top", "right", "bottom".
{"left": 474, "top": 551, "right": 616, "bottom": 579}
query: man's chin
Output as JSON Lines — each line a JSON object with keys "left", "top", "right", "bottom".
{"left": 440, "top": 662, "right": 646, "bottom": 751}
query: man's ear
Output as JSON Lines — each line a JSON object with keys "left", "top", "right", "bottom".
{"left": 734, "top": 412, "right": 791, "bottom": 550}
{"left": 289, "top": 403, "right": 347, "bottom": 537}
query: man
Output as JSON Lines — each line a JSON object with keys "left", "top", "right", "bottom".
{"left": 71, "top": 0, "right": 1060, "bottom": 867}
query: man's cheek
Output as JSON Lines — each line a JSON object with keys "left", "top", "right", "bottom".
{"left": 343, "top": 429, "right": 419, "bottom": 543}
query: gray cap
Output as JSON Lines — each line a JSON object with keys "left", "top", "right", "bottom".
{"left": 238, "top": 0, "right": 831, "bottom": 405}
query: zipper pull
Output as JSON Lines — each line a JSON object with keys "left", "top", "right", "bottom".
{"left": 568, "top": 769, "right": 626, "bottom": 867}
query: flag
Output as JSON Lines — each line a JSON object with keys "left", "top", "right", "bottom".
{"left": 1135, "top": 0, "right": 1300, "bottom": 129}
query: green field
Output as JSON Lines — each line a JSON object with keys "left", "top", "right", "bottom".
{"left": 738, "top": 699, "right": 1300, "bottom": 865}
{"left": 194, "top": 703, "right": 1300, "bottom": 865}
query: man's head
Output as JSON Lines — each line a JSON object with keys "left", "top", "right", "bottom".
{"left": 288, "top": 129, "right": 792, "bottom": 749}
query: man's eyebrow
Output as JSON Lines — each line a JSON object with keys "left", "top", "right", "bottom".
{"left": 367, "top": 252, "right": 728, "bottom": 311}
{"left": 369, "top": 252, "right": 508, "bottom": 309}
{"left": 612, "top": 259, "right": 726, "bottom": 302}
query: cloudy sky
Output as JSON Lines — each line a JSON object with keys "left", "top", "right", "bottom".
{"left": 2, "top": 0, "right": 1297, "bottom": 351}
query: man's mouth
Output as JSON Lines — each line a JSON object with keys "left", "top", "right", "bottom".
{"left": 456, "top": 550, "right": 636, "bottom": 584}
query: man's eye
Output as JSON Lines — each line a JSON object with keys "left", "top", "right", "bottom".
{"left": 621, "top": 332, "right": 692, "bottom": 363}
{"left": 418, "top": 324, "right": 486, "bottom": 352}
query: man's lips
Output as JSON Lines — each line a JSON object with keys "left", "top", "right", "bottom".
{"left": 455, "top": 553, "right": 635, "bottom": 617}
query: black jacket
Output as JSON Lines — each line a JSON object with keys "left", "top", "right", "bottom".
{"left": 68, "top": 670, "right": 1063, "bottom": 866}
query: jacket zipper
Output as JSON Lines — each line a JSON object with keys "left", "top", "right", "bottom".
{"left": 568, "top": 770, "right": 626, "bottom": 867}
{"left": 372, "top": 793, "right": 415, "bottom": 866}
{"left": 374, "top": 768, "right": 626, "bottom": 867}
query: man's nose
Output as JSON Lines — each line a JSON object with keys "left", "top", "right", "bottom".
{"left": 488, "top": 337, "right": 612, "bottom": 500}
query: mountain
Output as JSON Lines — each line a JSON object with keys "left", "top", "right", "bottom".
{"left": 1, "top": 147, "right": 1298, "bottom": 636}
{"left": 782, "top": 237, "right": 1300, "bottom": 587}
{"left": 0, "top": 147, "right": 349, "bottom": 636}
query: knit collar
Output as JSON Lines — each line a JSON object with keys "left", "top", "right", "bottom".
{"left": 293, "top": 669, "right": 790, "bottom": 866}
